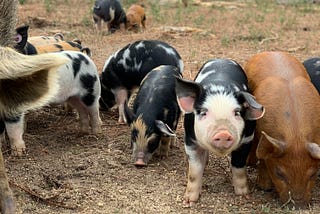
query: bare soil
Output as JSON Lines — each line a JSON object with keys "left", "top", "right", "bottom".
{"left": 5, "top": 0, "right": 320, "bottom": 213}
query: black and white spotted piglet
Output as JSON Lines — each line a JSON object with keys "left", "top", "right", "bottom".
{"left": 124, "top": 65, "right": 182, "bottom": 166}
{"left": 100, "top": 40, "right": 184, "bottom": 124}
{"left": 93, "top": 0, "right": 126, "bottom": 33}
{"left": 4, "top": 51, "right": 102, "bottom": 156}
{"left": 175, "top": 59, "right": 265, "bottom": 206}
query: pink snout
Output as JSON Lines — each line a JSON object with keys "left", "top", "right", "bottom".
{"left": 134, "top": 152, "right": 147, "bottom": 167}
{"left": 211, "top": 130, "right": 234, "bottom": 149}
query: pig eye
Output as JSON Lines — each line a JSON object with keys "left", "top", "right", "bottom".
{"left": 275, "top": 167, "right": 287, "bottom": 182}
{"left": 197, "top": 108, "right": 207, "bottom": 118}
{"left": 234, "top": 108, "right": 241, "bottom": 117}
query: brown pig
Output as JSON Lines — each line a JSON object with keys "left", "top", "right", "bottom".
{"left": 245, "top": 51, "right": 320, "bottom": 207}
{"left": 125, "top": 4, "right": 146, "bottom": 32}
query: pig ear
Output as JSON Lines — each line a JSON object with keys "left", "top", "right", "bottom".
{"left": 306, "top": 143, "right": 320, "bottom": 160}
{"left": 14, "top": 25, "right": 29, "bottom": 47}
{"left": 256, "top": 131, "right": 286, "bottom": 159}
{"left": 155, "top": 120, "right": 176, "bottom": 137}
{"left": 175, "top": 76, "right": 202, "bottom": 114}
{"left": 236, "top": 91, "right": 265, "bottom": 120}
{"left": 123, "top": 101, "right": 136, "bottom": 125}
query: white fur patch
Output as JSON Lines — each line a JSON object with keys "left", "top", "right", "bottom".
{"left": 108, "top": 7, "right": 115, "bottom": 23}
{"left": 135, "top": 41, "right": 145, "bottom": 49}
{"left": 232, "top": 166, "right": 249, "bottom": 195}
{"left": 195, "top": 69, "right": 216, "bottom": 83}
{"left": 158, "top": 45, "right": 176, "bottom": 56}
{"left": 118, "top": 49, "right": 131, "bottom": 70}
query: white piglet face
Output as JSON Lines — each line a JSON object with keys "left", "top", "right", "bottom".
{"left": 175, "top": 76, "right": 264, "bottom": 157}
{"left": 194, "top": 93, "right": 245, "bottom": 156}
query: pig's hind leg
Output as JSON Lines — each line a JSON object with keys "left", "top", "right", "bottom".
{"left": 67, "top": 97, "right": 90, "bottom": 134}
{"left": 114, "top": 88, "right": 128, "bottom": 124}
{"left": 5, "top": 114, "right": 26, "bottom": 156}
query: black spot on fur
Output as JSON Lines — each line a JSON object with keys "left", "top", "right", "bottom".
{"left": 54, "top": 44, "right": 63, "bottom": 51}
{"left": 72, "top": 54, "right": 89, "bottom": 77}
{"left": 80, "top": 74, "right": 97, "bottom": 106}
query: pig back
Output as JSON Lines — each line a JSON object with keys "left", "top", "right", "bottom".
{"left": 244, "top": 51, "right": 310, "bottom": 92}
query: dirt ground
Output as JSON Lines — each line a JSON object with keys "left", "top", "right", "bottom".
{"left": 4, "top": 0, "right": 320, "bottom": 213}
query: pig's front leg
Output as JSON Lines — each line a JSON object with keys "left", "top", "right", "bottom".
{"left": 231, "top": 142, "right": 251, "bottom": 196}
{"left": 184, "top": 143, "right": 208, "bottom": 207}
{"left": 5, "top": 114, "right": 26, "bottom": 156}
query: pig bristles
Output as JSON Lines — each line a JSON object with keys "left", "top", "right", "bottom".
{"left": 131, "top": 115, "right": 149, "bottom": 150}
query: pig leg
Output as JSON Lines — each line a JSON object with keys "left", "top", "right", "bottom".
{"left": 0, "top": 120, "right": 5, "bottom": 146}
{"left": 87, "top": 102, "right": 102, "bottom": 134}
{"left": 141, "top": 16, "right": 146, "bottom": 29}
{"left": 114, "top": 88, "right": 128, "bottom": 124}
{"left": 93, "top": 15, "right": 102, "bottom": 31}
{"left": 184, "top": 144, "right": 208, "bottom": 207}
{"left": 67, "top": 97, "right": 90, "bottom": 134}
{"left": 159, "top": 136, "right": 171, "bottom": 158}
{"left": 0, "top": 148, "right": 15, "bottom": 213}
{"left": 257, "top": 160, "right": 273, "bottom": 190}
{"left": 5, "top": 115, "right": 26, "bottom": 156}
{"left": 230, "top": 143, "right": 251, "bottom": 195}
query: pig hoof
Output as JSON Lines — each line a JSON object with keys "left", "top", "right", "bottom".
{"left": 183, "top": 199, "right": 196, "bottom": 207}
{"left": 234, "top": 185, "right": 249, "bottom": 195}
{"left": 11, "top": 147, "right": 26, "bottom": 156}
{"left": 1, "top": 196, "right": 15, "bottom": 214}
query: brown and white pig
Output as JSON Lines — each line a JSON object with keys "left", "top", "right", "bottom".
{"left": 124, "top": 65, "right": 182, "bottom": 166}
{"left": 245, "top": 51, "right": 320, "bottom": 207}
{"left": 15, "top": 25, "right": 91, "bottom": 57}
{"left": 125, "top": 4, "right": 146, "bottom": 32}
{"left": 175, "top": 59, "right": 265, "bottom": 206}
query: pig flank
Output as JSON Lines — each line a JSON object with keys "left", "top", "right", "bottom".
{"left": 245, "top": 51, "right": 320, "bottom": 206}
{"left": 176, "top": 59, "right": 264, "bottom": 206}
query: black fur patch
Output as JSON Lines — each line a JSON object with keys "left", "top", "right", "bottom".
{"left": 80, "top": 74, "right": 97, "bottom": 106}
{"left": 72, "top": 54, "right": 89, "bottom": 77}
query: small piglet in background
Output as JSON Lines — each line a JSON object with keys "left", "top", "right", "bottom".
{"left": 93, "top": 0, "right": 126, "bottom": 33}
{"left": 3, "top": 51, "right": 102, "bottom": 156}
{"left": 15, "top": 25, "right": 91, "bottom": 56}
{"left": 125, "top": 4, "right": 146, "bottom": 32}
{"left": 124, "top": 65, "right": 182, "bottom": 166}
{"left": 303, "top": 57, "right": 320, "bottom": 93}
{"left": 99, "top": 39, "right": 184, "bottom": 124}
{"left": 175, "top": 59, "right": 264, "bottom": 206}
{"left": 27, "top": 32, "right": 64, "bottom": 45}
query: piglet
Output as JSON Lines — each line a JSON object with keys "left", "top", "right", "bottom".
{"left": 175, "top": 59, "right": 264, "bottom": 206}
{"left": 125, "top": 4, "right": 146, "bottom": 32}
{"left": 124, "top": 65, "right": 182, "bottom": 166}
{"left": 92, "top": 0, "right": 126, "bottom": 33}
